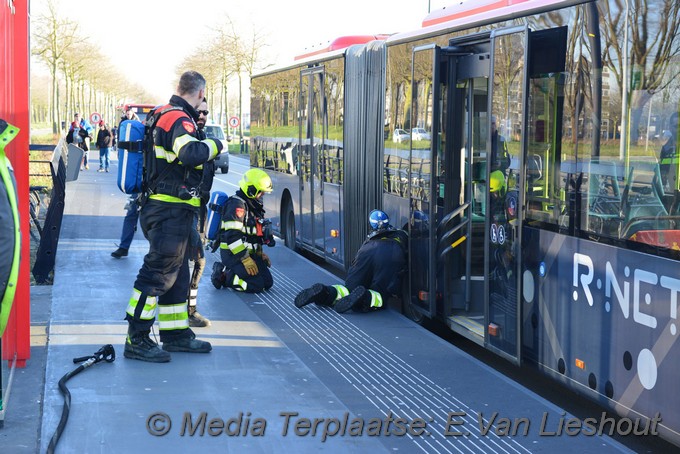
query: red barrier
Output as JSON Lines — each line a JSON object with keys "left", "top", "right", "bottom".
{"left": 1, "top": 0, "right": 31, "bottom": 368}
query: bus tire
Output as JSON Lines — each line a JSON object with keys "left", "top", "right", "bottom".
{"left": 283, "top": 201, "right": 296, "bottom": 250}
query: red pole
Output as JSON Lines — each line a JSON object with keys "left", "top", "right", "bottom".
{"left": 1, "top": 0, "right": 31, "bottom": 368}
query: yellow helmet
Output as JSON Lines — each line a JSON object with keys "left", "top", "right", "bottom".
{"left": 239, "top": 168, "right": 273, "bottom": 198}
{"left": 489, "top": 170, "right": 506, "bottom": 193}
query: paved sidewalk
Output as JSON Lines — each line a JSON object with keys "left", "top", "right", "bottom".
{"left": 0, "top": 285, "right": 51, "bottom": 453}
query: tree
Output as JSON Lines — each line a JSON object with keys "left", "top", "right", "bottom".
{"left": 32, "top": 0, "right": 80, "bottom": 133}
{"left": 206, "top": 29, "right": 237, "bottom": 126}
{"left": 600, "top": 0, "right": 680, "bottom": 143}
{"left": 219, "top": 16, "right": 268, "bottom": 150}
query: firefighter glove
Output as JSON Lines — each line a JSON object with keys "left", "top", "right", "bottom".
{"left": 242, "top": 255, "right": 259, "bottom": 276}
{"left": 261, "top": 252, "right": 271, "bottom": 268}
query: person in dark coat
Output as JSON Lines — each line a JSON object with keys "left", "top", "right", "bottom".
{"left": 186, "top": 98, "right": 215, "bottom": 327}
{"left": 294, "top": 210, "right": 408, "bottom": 313}
{"left": 123, "top": 70, "right": 223, "bottom": 363}
{"left": 95, "top": 121, "right": 112, "bottom": 172}
{"left": 659, "top": 130, "right": 676, "bottom": 189}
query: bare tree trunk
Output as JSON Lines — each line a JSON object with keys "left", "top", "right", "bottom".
{"left": 238, "top": 72, "right": 243, "bottom": 152}
{"left": 51, "top": 62, "right": 59, "bottom": 133}
{"left": 629, "top": 89, "right": 653, "bottom": 145}
{"left": 56, "top": 84, "right": 62, "bottom": 132}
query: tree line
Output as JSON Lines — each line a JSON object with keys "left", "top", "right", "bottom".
{"left": 31, "top": 0, "right": 265, "bottom": 140}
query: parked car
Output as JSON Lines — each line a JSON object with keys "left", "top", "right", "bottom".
{"left": 203, "top": 123, "right": 230, "bottom": 174}
{"left": 411, "top": 128, "right": 431, "bottom": 141}
{"left": 392, "top": 128, "right": 410, "bottom": 143}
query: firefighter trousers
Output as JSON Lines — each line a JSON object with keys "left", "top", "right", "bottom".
{"left": 125, "top": 200, "right": 196, "bottom": 341}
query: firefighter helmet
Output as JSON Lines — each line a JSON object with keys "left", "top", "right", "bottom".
{"left": 489, "top": 170, "right": 506, "bottom": 194}
{"left": 368, "top": 209, "right": 390, "bottom": 231}
{"left": 239, "top": 169, "right": 273, "bottom": 198}
{"left": 412, "top": 210, "right": 429, "bottom": 231}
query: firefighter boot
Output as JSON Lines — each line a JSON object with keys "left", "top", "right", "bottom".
{"left": 188, "top": 306, "right": 211, "bottom": 328}
{"left": 210, "top": 262, "right": 226, "bottom": 289}
{"left": 162, "top": 334, "right": 212, "bottom": 353}
{"left": 294, "top": 283, "right": 331, "bottom": 308}
{"left": 334, "top": 286, "right": 368, "bottom": 314}
{"left": 124, "top": 328, "right": 171, "bottom": 363}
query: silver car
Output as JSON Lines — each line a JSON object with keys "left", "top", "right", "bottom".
{"left": 411, "top": 128, "right": 431, "bottom": 141}
{"left": 204, "top": 123, "right": 230, "bottom": 174}
{"left": 392, "top": 128, "right": 410, "bottom": 143}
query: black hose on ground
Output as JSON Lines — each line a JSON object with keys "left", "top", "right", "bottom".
{"left": 46, "top": 344, "right": 115, "bottom": 454}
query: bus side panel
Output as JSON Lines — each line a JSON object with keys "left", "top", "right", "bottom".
{"left": 522, "top": 226, "right": 680, "bottom": 444}
{"left": 266, "top": 162, "right": 299, "bottom": 238}
{"left": 323, "top": 182, "right": 343, "bottom": 266}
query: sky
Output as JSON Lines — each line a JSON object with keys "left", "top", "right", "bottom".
{"left": 31, "top": 0, "right": 450, "bottom": 102}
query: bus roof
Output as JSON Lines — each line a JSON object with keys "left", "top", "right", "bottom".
{"left": 254, "top": 0, "right": 584, "bottom": 78}
{"left": 294, "top": 34, "right": 390, "bottom": 61}
{"left": 254, "top": 47, "right": 350, "bottom": 79}
{"left": 387, "top": 0, "right": 583, "bottom": 45}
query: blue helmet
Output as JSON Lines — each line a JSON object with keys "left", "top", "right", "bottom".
{"left": 412, "top": 210, "right": 429, "bottom": 230}
{"left": 368, "top": 209, "right": 390, "bottom": 231}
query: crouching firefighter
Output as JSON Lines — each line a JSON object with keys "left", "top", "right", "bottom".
{"left": 210, "top": 168, "right": 275, "bottom": 293}
{"left": 124, "top": 71, "right": 223, "bottom": 363}
{"left": 294, "top": 210, "right": 408, "bottom": 313}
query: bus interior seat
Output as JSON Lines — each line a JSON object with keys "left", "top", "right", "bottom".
{"left": 587, "top": 161, "right": 621, "bottom": 219}
{"left": 526, "top": 154, "right": 543, "bottom": 181}
{"left": 620, "top": 162, "right": 671, "bottom": 238}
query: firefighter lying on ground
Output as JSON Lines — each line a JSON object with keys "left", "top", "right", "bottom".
{"left": 294, "top": 210, "right": 408, "bottom": 313}
{"left": 210, "top": 168, "right": 275, "bottom": 293}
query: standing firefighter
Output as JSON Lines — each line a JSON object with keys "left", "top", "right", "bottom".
{"left": 294, "top": 210, "right": 408, "bottom": 313}
{"left": 211, "top": 168, "right": 275, "bottom": 293}
{"left": 123, "top": 71, "right": 223, "bottom": 363}
{"left": 186, "top": 98, "right": 214, "bottom": 328}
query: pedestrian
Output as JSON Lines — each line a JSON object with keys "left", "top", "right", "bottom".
{"left": 95, "top": 120, "right": 112, "bottom": 172}
{"left": 69, "top": 113, "right": 94, "bottom": 170}
{"left": 111, "top": 109, "right": 143, "bottom": 258}
{"left": 490, "top": 115, "right": 510, "bottom": 173}
{"left": 659, "top": 130, "right": 676, "bottom": 190}
{"left": 186, "top": 98, "right": 214, "bottom": 327}
{"left": 111, "top": 194, "right": 139, "bottom": 259}
{"left": 210, "top": 168, "right": 275, "bottom": 294}
{"left": 111, "top": 125, "right": 118, "bottom": 151}
{"left": 294, "top": 210, "right": 408, "bottom": 313}
{"left": 122, "top": 106, "right": 141, "bottom": 122}
{"left": 123, "top": 70, "right": 223, "bottom": 363}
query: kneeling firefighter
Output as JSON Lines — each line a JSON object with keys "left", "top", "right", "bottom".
{"left": 211, "top": 168, "right": 275, "bottom": 293}
{"left": 294, "top": 210, "right": 408, "bottom": 313}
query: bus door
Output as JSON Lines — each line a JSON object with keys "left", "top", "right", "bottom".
{"left": 425, "top": 36, "right": 497, "bottom": 348}
{"left": 299, "top": 67, "right": 326, "bottom": 253}
{"left": 483, "top": 26, "right": 529, "bottom": 363}
{"left": 406, "top": 42, "right": 481, "bottom": 327}
{"left": 408, "top": 28, "right": 528, "bottom": 364}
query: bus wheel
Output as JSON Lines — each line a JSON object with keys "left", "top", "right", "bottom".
{"left": 284, "top": 202, "right": 296, "bottom": 250}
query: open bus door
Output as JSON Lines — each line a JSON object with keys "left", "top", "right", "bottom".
{"left": 407, "top": 27, "right": 530, "bottom": 365}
